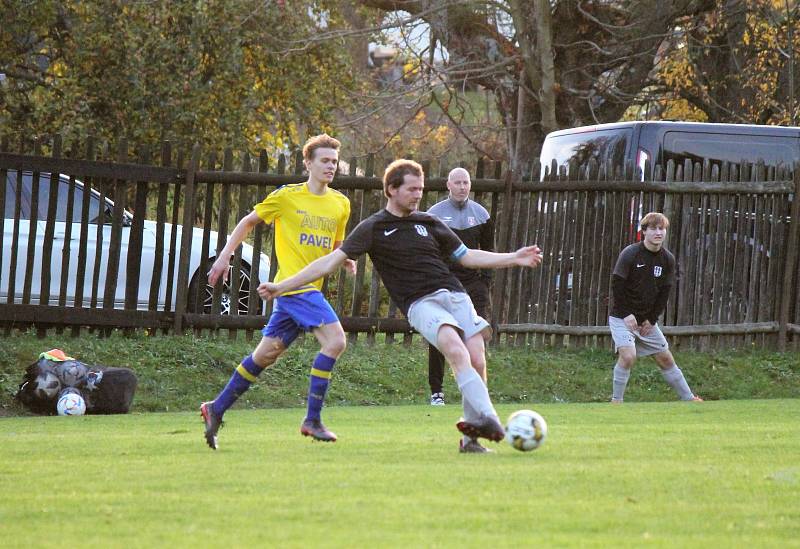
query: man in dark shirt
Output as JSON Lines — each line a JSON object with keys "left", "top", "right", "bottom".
{"left": 426, "top": 167, "right": 494, "bottom": 406}
{"left": 609, "top": 212, "right": 702, "bottom": 403}
{"left": 258, "top": 159, "right": 544, "bottom": 453}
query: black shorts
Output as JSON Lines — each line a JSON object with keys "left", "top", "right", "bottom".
{"left": 463, "top": 278, "right": 490, "bottom": 318}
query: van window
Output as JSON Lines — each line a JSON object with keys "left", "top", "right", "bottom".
{"left": 663, "top": 132, "right": 797, "bottom": 170}
{"left": 539, "top": 128, "right": 631, "bottom": 178}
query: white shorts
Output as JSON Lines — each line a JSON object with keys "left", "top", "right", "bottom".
{"left": 608, "top": 316, "right": 669, "bottom": 357}
{"left": 407, "top": 289, "right": 491, "bottom": 350}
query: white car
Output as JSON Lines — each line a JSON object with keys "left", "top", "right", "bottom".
{"left": 1, "top": 170, "right": 270, "bottom": 314}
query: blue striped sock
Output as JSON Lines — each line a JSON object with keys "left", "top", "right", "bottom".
{"left": 305, "top": 353, "right": 336, "bottom": 422}
{"left": 213, "top": 355, "right": 262, "bottom": 417}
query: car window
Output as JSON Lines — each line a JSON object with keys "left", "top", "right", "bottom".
{"left": 4, "top": 170, "right": 104, "bottom": 222}
{"left": 4, "top": 170, "right": 32, "bottom": 219}
{"left": 35, "top": 175, "right": 102, "bottom": 222}
{"left": 539, "top": 128, "right": 631, "bottom": 179}
{"left": 663, "top": 132, "right": 797, "bottom": 169}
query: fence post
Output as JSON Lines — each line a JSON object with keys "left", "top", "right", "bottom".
{"left": 174, "top": 145, "right": 201, "bottom": 334}
{"left": 102, "top": 139, "right": 128, "bottom": 321}
{"left": 22, "top": 138, "right": 42, "bottom": 307}
{"left": 490, "top": 163, "right": 513, "bottom": 344}
{"left": 39, "top": 134, "right": 62, "bottom": 312}
{"left": 778, "top": 168, "right": 800, "bottom": 350}
{"left": 247, "top": 149, "right": 269, "bottom": 327}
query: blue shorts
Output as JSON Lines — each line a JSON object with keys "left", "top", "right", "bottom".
{"left": 262, "top": 291, "right": 339, "bottom": 347}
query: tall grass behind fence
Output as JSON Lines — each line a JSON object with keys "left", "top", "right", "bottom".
{"left": 0, "top": 134, "right": 798, "bottom": 350}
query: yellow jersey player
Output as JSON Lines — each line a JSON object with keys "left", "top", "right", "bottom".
{"left": 200, "top": 134, "right": 354, "bottom": 450}
{"left": 259, "top": 159, "right": 544, "bottom": 453}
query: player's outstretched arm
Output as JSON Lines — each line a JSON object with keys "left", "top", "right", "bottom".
{"left": 208, "top": 211, "right": 263, "bottom": 285}
{"left": 459, "top": 245, "right": 543, "bottom": 270}
{"left": 334, "top": 241, "right": 357, "bottom": 275}
{"left": 258, "top": 249, "right": 348, "bottom": 301}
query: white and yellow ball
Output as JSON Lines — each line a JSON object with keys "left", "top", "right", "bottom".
{"left": 505, "top": 409, "right": 547, "bottom": 452}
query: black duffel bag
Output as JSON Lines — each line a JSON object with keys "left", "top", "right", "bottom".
{"left": 15, "top": 349, "right": 137, "bottom": 415}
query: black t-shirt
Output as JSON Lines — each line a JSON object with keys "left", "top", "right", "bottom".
{"left": 609, "top": 242, "right": 676, "bottom": 324}
{"left": 339, "top": 209, "right": 467, "bottom": 315}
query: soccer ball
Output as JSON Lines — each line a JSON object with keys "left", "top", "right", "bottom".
{"left": 505, "top": 409, "right": 548, "bottom": 452}
{"left": 56, "top": 390, "right": 87, "bottom": 416}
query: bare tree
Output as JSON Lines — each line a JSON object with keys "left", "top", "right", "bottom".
{"left": 355, "top": 0, "right": 716, "bottom": 170}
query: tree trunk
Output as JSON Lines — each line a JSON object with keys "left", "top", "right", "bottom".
{"left": 534, "top": 0, "right": 557, "bottom": 135}
{"left": 340, "top": 0, "right": 371, "bottom": 76}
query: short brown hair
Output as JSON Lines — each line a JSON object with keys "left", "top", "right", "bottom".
{"left": 302, "top": 133, "right": 340, "bottom": 161}
{"left": 383, "top": 159, "right": 424, "bottom": 198}
{"left": 640, "top": 212, "right": 670, "bottom": 230}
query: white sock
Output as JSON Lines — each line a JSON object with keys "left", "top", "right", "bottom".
{"left": 461, "top": 396, "right": 480, "bottom": 444}
{"left": 660, "top": 365, "right": 694, "bottom": 400}
{"left": 612, "top": 363, "right": 630, "bottom": 401}
{"left": 455, "top": 368, "right": 496, "bottom": 419}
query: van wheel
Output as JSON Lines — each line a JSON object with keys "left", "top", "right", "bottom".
{"left": 187, "top": 260, "right": 253, "bottom": 315}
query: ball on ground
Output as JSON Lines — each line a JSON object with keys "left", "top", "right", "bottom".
{"left": 505, "top": 409, "right": 547, "bottom": 452}
{"left": 56, "top": 390, "right": 86, "bottom": 416}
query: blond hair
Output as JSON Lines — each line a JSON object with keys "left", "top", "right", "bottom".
{"left": 302, "top": 134, "right": 340, "bottom": 161}
{"left": 640, "top": 212, "right": 670, "bottom": 231}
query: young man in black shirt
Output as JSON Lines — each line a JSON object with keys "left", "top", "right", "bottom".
{"left": 609, "top": 212, "right": 702, "bottom": 403}
{"left": 258, "top": 159, "right": 544, "bottom": 453}
{"left": 425, "top": 167, "right": 495, "bottom": 406}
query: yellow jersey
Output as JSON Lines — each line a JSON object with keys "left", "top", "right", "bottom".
{"left": 254, "top": 182, "right": 350, "bottom": 295}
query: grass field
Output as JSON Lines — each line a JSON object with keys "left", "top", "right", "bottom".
{"left": 1, "top": 399, "right": 798, "bottom": 548}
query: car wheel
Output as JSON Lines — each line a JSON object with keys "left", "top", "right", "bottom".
{"left": 187, "top": 260, "right": 253, "bottom": 315}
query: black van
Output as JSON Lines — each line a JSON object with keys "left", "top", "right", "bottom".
{"left": 539, "top": 121, "right": 800, "bottom": 179}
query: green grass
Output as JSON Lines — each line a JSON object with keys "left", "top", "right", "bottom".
{"left": 2, "top": 332, "right": 799, "bottom": 415}
{"left": 1, "top": 400, "right": 798, "bottom": 548}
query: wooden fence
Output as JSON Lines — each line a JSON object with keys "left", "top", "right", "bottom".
{"left": 508, "top": 159, "right": 800, "bottom": 351}
{"left": 1, "top": 135, "right": 799, "bottom": 350}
